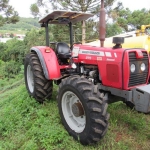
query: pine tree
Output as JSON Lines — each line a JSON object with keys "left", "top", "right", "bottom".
{"left": 0, "top": 0, "right": 19, "bottom": 26}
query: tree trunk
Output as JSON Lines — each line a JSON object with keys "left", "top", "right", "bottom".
{"left": 82, "top": 20, "right": 86, "bottom": 44}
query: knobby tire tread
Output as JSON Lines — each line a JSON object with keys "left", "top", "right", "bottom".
{"left": 57, "top": 75, "right": 109, "bottom": 145}
{"left": 24, "top": 52, "right": 53, "bottom": 102}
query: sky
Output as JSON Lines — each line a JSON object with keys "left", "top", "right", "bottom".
{"left": 9, "top": 0, "right": 36, "bottom": 17}
{"left": 9, "top": 0, "right": 150, "bottom": 18}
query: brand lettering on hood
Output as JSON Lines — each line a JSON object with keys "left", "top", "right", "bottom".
{"left": 79, "top": 49, "right": 105, "bottom": 56}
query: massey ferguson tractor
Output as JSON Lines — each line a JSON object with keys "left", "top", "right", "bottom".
{"left": 24, "top": 0, "right": 150, "bottom": 145}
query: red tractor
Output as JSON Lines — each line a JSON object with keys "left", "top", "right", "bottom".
{"left": 24, "top": 2, "right": 150, "bottom": 145}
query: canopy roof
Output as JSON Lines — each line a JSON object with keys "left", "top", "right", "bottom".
{"left": 39, "top": 10, "right": 93, "bottom": 24}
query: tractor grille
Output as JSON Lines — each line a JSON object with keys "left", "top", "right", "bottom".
{"left": 128, "top": 52, "right": 149, "bottom": 87}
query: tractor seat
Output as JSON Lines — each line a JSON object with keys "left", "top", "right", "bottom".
{"left": 56, "top": 42, "right": 71, "bottom": 59}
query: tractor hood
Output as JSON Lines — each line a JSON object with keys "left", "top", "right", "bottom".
{"left": 72, "top": 44, "right": 125, "bottom": 62}
{"left": 72, "top": 44, "right": 149, "bottom": 90}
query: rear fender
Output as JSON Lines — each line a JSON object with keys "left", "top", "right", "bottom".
{"left": 30, "top": 46, "right": 61, "bottom": 80}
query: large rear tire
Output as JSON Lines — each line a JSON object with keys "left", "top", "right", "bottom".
{"left": 57, "top": 76, "right": 109, "bottom": 145}
{"left": 24, "top": 52, "right": 53, "bottom": 103}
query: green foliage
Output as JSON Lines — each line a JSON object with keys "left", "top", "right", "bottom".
{"left": 0, "top": 0, "right": 19, "bottom": 26}
{"left": 0, "top": 59, "right": 4, "bottom": 65}
{"left": 129, "top": 9, "right": 150, "bottom": 29}
{"left": 0, "top": 38, "right": 26, "bottom": 80}
{"left": 85, "top": 20, "right": 99, "bottom": 42}
{"left": 113, "top": 8, "right": 150, "bottom": 31}
{"left": 0, "top": 84, "right": 72, "bottom": 150}
{"left": 0, "top": 61, "right": 22, "bottom": 81}
{"left": 3, "top": 60, "right": 21, "bottom": 78}
{"left": 21, "top": 18, "right": 97, "bottom": 45}
{"left": 49, "top": 0, "right": 120, "bottom": 14}
{"left": 0, "top": 38, "right": 26, "bottom": 63}
{"left": 0, "top": 15, "right": 5, "bottom": 26}
{"left": 106, "top": 23, "right": 122, "bottom": 37}
{"left": 0, "top": 22, "right": 44, "bottom": 82}
{"left": 49, "top": 24, "right": 70, "bottom": 43}
{"left": 0, "top": 42, "right": 7, "bottom": 59}
{"left": 0, "top": 17, "right": 40, "bottom": 31}
{"left": 30, "top": 4, "right": 39, "bottom": 18}
{"left": 24, "top": 28, "right": 45, "bottom": 51}
{"left": 0, "top": 71, "right": 23, "bottom": 91}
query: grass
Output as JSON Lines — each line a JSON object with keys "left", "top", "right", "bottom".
{"left": 0, "top": 77, "right": 150, "bottom": 150}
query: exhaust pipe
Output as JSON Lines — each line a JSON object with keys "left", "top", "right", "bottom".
{"left": 99, "top": 0, "right": 106, "bottom": 47}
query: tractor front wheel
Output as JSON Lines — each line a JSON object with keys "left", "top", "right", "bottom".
{"left": 24, "top": 52, "right": 53, "bottom": 103}
{"left": 57, "top": 76, "right": 109, "bottom": 145}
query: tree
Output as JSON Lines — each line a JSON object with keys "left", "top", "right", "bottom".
{"left": 0, "top": 42, "right": 7, "bottom": 60}
{"left": 0, "top": 0, "right": 19, "bottom": 26}
{"left": 0, "top": 38, "right": 26, "bottom": 63}
{"left": 106, "top": 23, "right": 122, "bottom": 37}
{"left": 30, "top": 0, "right": 122, "bottom": 44}
{"left": 111, "top": 8, "right": 150, "bottom": 32}
{"left": 0, "top": 38, "right": 26, "bottom": 79}
{"left": 10, "top": 33, "right": 14, "bottom": 38}
{"left": 24, "top": 28, "right": 45, "bottom": 52}
{"left": 30, "top": 3, "right": 39, "bottom": 18}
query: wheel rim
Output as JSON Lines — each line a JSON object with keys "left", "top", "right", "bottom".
{"left": 62, "top": 91, "right": 86, "bottom": 133}
{"left": 27, "top": 65, "right": 34, "bottom": 93}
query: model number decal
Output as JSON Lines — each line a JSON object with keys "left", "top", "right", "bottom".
{"left": 86, "top": 56, "right": 91, "bottom": 59}
{"left": 97, "top": 57, "right": 102, "bottom": 60}
{"left": 105, "top": 52, "right": 112, "bottom": 57}
{"left": 79, "top": 49, "right": 105, "bottom": 56}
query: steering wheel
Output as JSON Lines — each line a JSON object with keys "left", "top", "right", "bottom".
{"left": 70, "top": 42, "right": 82, "bottom": 50}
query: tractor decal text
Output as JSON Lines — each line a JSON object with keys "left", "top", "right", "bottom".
{"left": 72, "top": 47, "right": 80, "bottom": 57}
{"left": 79, "top": 49, "right": 105, "bottom": 56}
{"left": 114, "top": 53, "right": 117, "bottom": 58}
{"left": 97, "top": 57, "right": 102, "bottom": 60}
{"left": 86, "top": 56, "right": 92, "bottom": 59}
{"left": 105, "top": 52, "right": 112, "bottom": 57}
{"left": 107, "top": 58, "right": 115, "bottom": 61}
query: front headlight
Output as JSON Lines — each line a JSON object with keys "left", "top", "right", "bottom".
{"left": 141, "top": 63, "right": 146, "bottom": 71}
{"left": 71, "top": 63, "right": 77, "bottom": 69}
{"left": 130, "top": 64, "right": 136, "bottom": 73}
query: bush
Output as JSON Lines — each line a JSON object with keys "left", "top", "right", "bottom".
{"left": 0, "top": 60, "right": 22, "bottom": 80}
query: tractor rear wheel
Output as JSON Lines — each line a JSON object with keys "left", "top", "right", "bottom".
{"left": 57, "top": 76, "right": 109, "bottom": 145}
{"left": 24, "top": 52, "right": 53, "bottom": 103}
